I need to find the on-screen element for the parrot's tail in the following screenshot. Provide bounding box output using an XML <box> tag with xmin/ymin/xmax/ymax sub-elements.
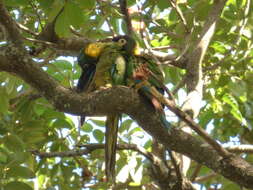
<box><xmin>105</xmin><ymin>114</ymin><xmax>120</xmax><ymax>182</ymax></box>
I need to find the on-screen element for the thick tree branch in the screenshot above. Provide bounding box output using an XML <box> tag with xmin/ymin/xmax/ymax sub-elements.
<box><xmin>1</xmin><ymin>1</ymin><xmax>253</xmax><ymax>187</ymax></box>
<box><xmin>1</xmin><ymin>45</ymin><xmax>253</xmax><ymax>188</ymax></box>
<box><xmin>177</xmin><ymin>0</ymin><xmax>227</xmax><ymax>176</ymax></box>
<box><xmin>119</xmin><ymin>0</ymin><xmax>133</xmax><ymax>35</ymax></box>
<box><xmin>0</xmin><ymin>0</ymin><xmax>23</xmax><ymax>45</ymax></box>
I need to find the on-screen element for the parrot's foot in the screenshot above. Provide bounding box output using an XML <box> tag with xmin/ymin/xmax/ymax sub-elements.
<box><xmin>133</xmin><ymin>63</ymin><xmax>150</xmax><ymax>80</ymax></box>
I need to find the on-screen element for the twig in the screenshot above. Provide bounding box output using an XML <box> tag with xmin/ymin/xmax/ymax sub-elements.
<box><xmin>28</xmin><ymin>0</ymin><xmax>43</xmax><ymax>31</ymax></box>
<box><xmin>31</xmin><ymin>143</ymin><xmax>154</xmax><ymax>162</ymax></box>
<box><xmin>172</xmin><ymin>74</ymin><xmax>188</xmax><ymax>95</ymax></box>
<box><xmin>226</xmin><ymin>145</ymin><xmax>253</xmax><ymax>154</ymax></box>
<box><xmin>194</xmin><ymin>172</ymin><xmax>217</xmax><ymax>183</ymax></box>
<box><xmin>10</xmin><ymin>91</ymin><xmax>41</xmax><ymax>107</ymax></box>
<box><xmin>30</xmin><ymin>149</ymin><xmax>89</xmax><ymax>158</ymax></box>
<box><xmin>16</xmin><ymin>22</ymin><xmax>39</xmax><ymax>36</ymax></box>
<box><xmin>79</xmin><ymin>143</ymin><xmax>154</xmax><ymax>161</ymax></box>
<box><xmin>152</xmin><ymin>45</ymin><xmax>179</xmax><ymax>51</ymax></box>
<box><xmin>168</xmin><ymin>150</ymin><xmax>183</xmax><ymax>182</ymax></box>
<box><xmin>39</xmin><ymin>51</ymin><xmax>57</xmax><ymax>67</ymax></box>
<box><xmin>119</xmin><ymin>0</ymin><xmax>133</xmax><ymax>35</ymax></box>
<box><xmin>151</xmin><ymin>20</ymin><xmax>184</xmax><ymax>39</ymax></box>
<box><xmin>190</xmin><ymin>164</ymin><xmax>202</xmax><ymax>182</ymax></box>
<box><xmin>168</xmin><ymin>0</ymin><xmax>189</xmax><ymax>33</ymax></box>
<box><xmin>69</xmin><ymin>26</ymin><xmax>84</xmax><ymax>38</ymax></box>
<box><xmin>25</xmin><ymin>37</ymin><xmax>57</xmax><ymax>46</ymax></box>
<box><xmin>148</xmin><ymin>87</ymin><xmax>231</xmax><ymax>158</ymax></box>
<box><xmin>97</xmin><ymin>0</ymin><xmax>116</xmax><ymax>36</ymax></box>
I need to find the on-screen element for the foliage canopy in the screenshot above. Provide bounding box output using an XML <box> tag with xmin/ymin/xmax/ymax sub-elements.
<box><xmin>0</xmin><ymin>0</ymin><xmax>253</xmax><ymax>189</ymax></box>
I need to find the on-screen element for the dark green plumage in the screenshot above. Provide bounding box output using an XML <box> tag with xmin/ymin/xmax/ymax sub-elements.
<box><xmin>77</xmin><ymin>39</ymin><xmax>134</xmax><ymax>183</ymax></box>
<box><xmin>76</xmin><ymin>35</ymin><xmax>170</xmax><ymax>183</ymax></box>
<box><xmin>126</xmin><ymin>53</ymin><xmax>171</xmax><ymax>129</ymax></box>
<box><xmin>86</xmin><ymin>40</ymin><xmax>134</xmax><ymax>183</ymax></box>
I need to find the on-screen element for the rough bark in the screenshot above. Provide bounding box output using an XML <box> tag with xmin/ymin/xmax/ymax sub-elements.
<box><xmin>0</xmin><ymin>45</ymin><xmax>253</xmax><ymax>188</ymax></box>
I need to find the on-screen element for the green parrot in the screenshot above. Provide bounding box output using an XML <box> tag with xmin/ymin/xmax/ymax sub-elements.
<box><xmin>79</xmin><ymin>38</ymin><xmax>138</xmax><ymax>182</ymax></box>
<box><xmin>77</xmin><ymin>41</ymin><xmax>114</xmax><ymax>125</ymax></box>
<box><xmin>112</xmin><ymin>36</ymin><xmax>171</xmax><ymax>129</ymax></box>
<box><xmin>77</xmin><ymin>35</ymin><xmax>170</xmax><ymax>182</ymax></box>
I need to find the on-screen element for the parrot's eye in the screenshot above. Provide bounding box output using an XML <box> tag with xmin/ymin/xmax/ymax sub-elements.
<box><xmin>118</xmin><ymin>38</ymin><xmax>127</xmax><ymax>45</ymax></box>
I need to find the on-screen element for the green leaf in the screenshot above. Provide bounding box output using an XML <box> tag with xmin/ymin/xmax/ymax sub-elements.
<box><xmin>0</xmin><ymin>87</ymin><xmax>9</xmax><ymax>113</ymax></box>
<box><xmin>128</xmin><ymin>127</ymin><xmax>142</xmax><ymax>136</ymax></box>
<box><xmin>6</xmin><ymin>166</ymin><xmax>35</xmax><ymax>179</ymax></box>
<box><xmin>23</xmin><ymin>131</ymin><xmax>46</xmax><ymax>144</ymax></box>
<box><xmin>93</xmin><ymin>129</ymin><xmax>104</xmax><ymax>143</ymax></box>
<box><xmin>157</xmin><ymin>0</ymin><xmax>170</xmax><ymax>10</ymax></box>
<box><xmin>16</xmin><ymin>98</ymin><xmax>34</xmax><ymax>121</ymax></box>
<box><xmin>165</xmin><ymin>67</ymin><xmax>181</xmax><ymax>84</ymax></box>
<box><xmin>38</xmin><ymin>0</ymin><xmax>54</xmax><ymax>10</ymax></box>
<box><xmin>0</xmin><ymin>151</ymin><xmax>8</xmax><ymax>163</ymax></box>
<box><xmin>52</xmin><ymin>118</ymin><xmax>74</xmax><ymax>129</ymax></box>
<box><xmin>195</xmin><ymin>1</ymin><xmax>211</xmax><ymax>21</ymax></box>
<box><xmin>4</xmin><ymin>181</ymin><xmax>33</xmax><ymax>190</ymax></box>
<box><xmin>119</xmin><ymin>119</ymin><xmax>133</xmax><ymax>133</ymax></box>
<box><xmin>5</xmin><ymin>77</ymin><xmax>18</xmax><ymax>95</ymax></box>
<box><xmin>77</xmin><ymin>0</ymin><xmax>95</xmax><ymax>9</ymax></box>
<box><xmin>65</xmin><ymin>1</ymin><xmax>84</xmax><ymax>28</ymax></box>
<box><xmin>55</xmin><ymin>9</ymin><xmax>70</xmax><ymax>37</ymax></box>
<box><xmin>91</xmin><ymin>119</ymin><xmax>105</xmax><ymax>127</ymax></box>
<box><xmin>3</xmin><ymin>134</ymin><xmax>25</xmax><ymax>152</ymax></box>
<box><xmin>34</xmin><ymin>103</ymin><xmax>47</xmax><ymax>116</ymax></box>
<box><xmin>4</xmin><ymin>0</ymin><xmax>29</xmax><ymax>6</ymax></box>
<box><xmin>211</xmin><ymin>41</ymin><xmax>227</xmax><ymax>54</ymax></box>
<box><xmin>222</xmin><ymin>93</ymin><xmax>246</xmax><ymax>125</ymax></box>
<box><xmin>82</xmin><ymin>123</ymin><xmax>93</xmax><ymax>132</ymax></box>
<box><xmin>7</xmin><ymin>152</ymin><xmax>30</xmax><ymax>166</ymax></box>
<box><xmin>199</xmin><ymin>109</ymin><xmax>214</xmax><ymax>128</ymax></box>
<box><xmin>47</xmin><ymin>0</ymin><xmax>65</xmax><ymax>22</ymax></box>
<box><xmin>52</xmin><ymin>60</ymin><xmax>73</xmax><ymax>70</ymax></box>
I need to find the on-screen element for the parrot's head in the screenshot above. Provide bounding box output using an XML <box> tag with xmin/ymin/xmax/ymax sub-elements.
<box><xmin>112</xmin><ymin>35</ymin><xmax>140</xmax><ymax>56</ymax></box>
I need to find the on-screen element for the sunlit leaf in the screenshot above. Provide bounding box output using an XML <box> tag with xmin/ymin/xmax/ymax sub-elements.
<box><xmin>65</xmin><ymin>1</ymin><xmax>84</xmax><ymax>28</ymax></box>
<box><xmin>93</xmin><ymin>129</ymin><xmax>104</xmax><ymax>143</ymax></box>
<box><xmin>77</xmin><ymin>0</ymin><xmax>95</xmax><ymax>9</ymax></box>
<box><xmin>82</xmin><ymin>123</ymin><xmax>93</xmax><ymax>132</ymax></box>
<box><xmin>4</xmin><ymin>181</ymin><xmax>33</xmax><ymax>190</ymax></box>
<box><xmin>6</xmin><ymin>166</ymin><xmax>35</xmax><ymax>179</ymax></box>
<box><xmin>3</xmin><ymin>134</ymin><xmax>25</xmax><ymax>152</ymax></box>
<box><xmin>55</xmin><ymin>9</ymin><xmax>70</xmax><ymax>37</ymax></box>
<box><xmin>0</xmin><ymin>88</ymin><xmax>9</xmax><ymax>114</ymax></box>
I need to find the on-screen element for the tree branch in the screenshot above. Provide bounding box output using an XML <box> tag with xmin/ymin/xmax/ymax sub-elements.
<box><xmin>168</xmin><ymin>0</ymin><xmax>189</xmax><ymax>33</ymax></box>
<box><xmin>1</xmin><ymin>45</ymin><xmax>253</xmax><ymax>188</ymax></box>
<box><xmin>177</xmin><ymin>0</ymin><xmax>227</xmax><ymax>176</ymax></box>
<box><xmin>119</xmin><ymin>0</ymin><xmax>133</xmax><ymax>35</ymax></box>
<box><xmin>226</xmin><ymin>145</ymin><xmax>253</xmax><ymax>154</ymax></box>
<box><xmin>0</xmin><ymin>0</ymin><xmax>23</xmax><ymax>45</ymax></box>
<box><xmin>31</xmin><ymin>143</ymin><xmax>154</xmax><ymax>160</ymax></box>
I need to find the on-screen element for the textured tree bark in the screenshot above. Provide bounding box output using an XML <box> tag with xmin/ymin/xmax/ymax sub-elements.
<box><xmin>177</xmin><ymin>0</ymin><xmax>227</xmax><ymax>177</ymax></box>
<box><xmin>1</xmin><ymin>46</ymin><xmax>253</xmax><ymax>188</ymax></box>
<box><xmin>1</xmin><ymin>0</ymin><xmax>253</xmax><ymax>188</ymax></box>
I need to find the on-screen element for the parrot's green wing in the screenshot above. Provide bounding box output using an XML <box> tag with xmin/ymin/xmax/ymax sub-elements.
<box><xmin>87</xmin><ymin>43</ymin><xmax>127</xmax><ymax>91</ymax></box>
<box><xmin>77</xmin><ymin>42</ymin><xmax>109</xmax><ymax>125</ymax></box>
<box><xmin>86</xmin><ymin>42</ymin><xmax>128</xmax><ymax>183</ymax></box>
<box><xmin>77</xmin><ymin>42</ymin><xmax>108</xmax><ymax>92</ymax></box>
<box><xmin>127</xmin><ymin>54</ymin><xmax>171</xmax><ymax>129</ymax></box>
